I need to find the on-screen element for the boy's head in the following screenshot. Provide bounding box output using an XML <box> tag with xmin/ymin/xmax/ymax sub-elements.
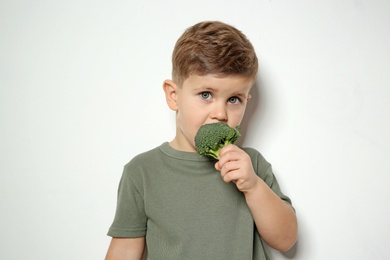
<box><xmin>171</xmin><ymin>21</ymin><xmax>258</xmax><ymax>87</ymax></box>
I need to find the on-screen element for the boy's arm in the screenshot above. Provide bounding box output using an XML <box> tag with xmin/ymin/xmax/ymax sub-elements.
<box><xmin>244</xmin><ymin>179</ymin><xmax>298</xmax><ymax>251</ymax></box>
<box><xmin>105</xmin><ymin>237</ymin><xmax>145</xmax><ymax>260</ymax></box>
<box><xmin>216</xmin><ymin>145</ymin><xmax>298</xmax><ymax>251</ymax></box>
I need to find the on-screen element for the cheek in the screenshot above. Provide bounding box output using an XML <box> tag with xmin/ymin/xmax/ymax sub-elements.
<box><xmin>229</xmin><ymin>105</ymin><xmax>247</xmax><ymax>123</ymax></box>
<box><xmin>181</xmin><ymin>99</ymin><xmax>207</xmax><ymax>119</ymax></box>
<box><xmin>178</xmin><ymin>106</ymin><xmax>202</xmax><ymax>129</ymax></box>
<box><xmin>181</xmin><ymin>108</ymin><xmax>207</xmax><ymax>135</ymax></box>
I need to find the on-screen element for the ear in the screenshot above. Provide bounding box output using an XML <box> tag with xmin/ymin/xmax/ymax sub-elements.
<box><xmin>163</xmin><ymin>79</ymin><xmax>179</xmax><ymax>111</ymax></box>
<box><xmin>247</xmin><ymin>94</ymin><xmax>252</xmax><ymax>101</ymax></box>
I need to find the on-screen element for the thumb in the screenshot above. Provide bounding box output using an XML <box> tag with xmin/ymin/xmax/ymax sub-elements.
<box><xmin>214</xmin><ymin>161</ymin><xmax>221</xmax><ymax>171</ymax></box>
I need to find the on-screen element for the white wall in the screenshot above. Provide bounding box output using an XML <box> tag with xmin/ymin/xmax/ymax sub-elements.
<box><xmin>1</xmin><ymin>1</ymin><xmax>389</xmax><ymax>259</ymax></box>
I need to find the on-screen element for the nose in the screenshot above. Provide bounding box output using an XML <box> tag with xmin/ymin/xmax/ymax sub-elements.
<box><xmin>210</xmin><ymin>102</ymin><xmax>228</xmax><ymax>122</ymax></box>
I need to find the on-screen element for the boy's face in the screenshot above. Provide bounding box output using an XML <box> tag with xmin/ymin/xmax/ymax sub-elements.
<box><xmin>164</xmin><ymin>74</ymin><xmax>253</xmax><ymax>152</ymax></box>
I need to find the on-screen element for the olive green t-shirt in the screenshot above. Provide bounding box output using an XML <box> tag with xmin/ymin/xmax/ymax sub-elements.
<box><xmin>108</xmin><ymin>142</ymin><xmax>292</xmax><ymax>260</ymax></box>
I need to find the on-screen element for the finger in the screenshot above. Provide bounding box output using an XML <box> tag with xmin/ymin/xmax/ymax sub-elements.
<box><xmin>214</xmin><ymin>161</ymin><xmax>221</xmax><ymax>171</ymax></box>
<box><xmin>222</xmin><ymin>170</ymin><xmax>241</xmax><ymax>184</ymax></box>
<box><xmin>218</xmin><ymin>144</ymin><xmax>239</xmax><ymax>158</ymax></box>
<box><xmin>220</xmin><ymin>160</ymin><xmax>240</xmax><ymax>178</ymax></box>
<box><xmin>218</xmin><ymin>150</ymin><xmax>240</xmax><ymax>168</ymax></box>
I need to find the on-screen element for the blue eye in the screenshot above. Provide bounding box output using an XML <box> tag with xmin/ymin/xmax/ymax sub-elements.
<box><xmin>228</xmin><ymin>96</ymin><xmax>240</xmax><ymax>104</ymax></box>
<box><xmin>200</xmin><ymin>92</ymin><xmax>212</xmax><ymax>100</ymax></box>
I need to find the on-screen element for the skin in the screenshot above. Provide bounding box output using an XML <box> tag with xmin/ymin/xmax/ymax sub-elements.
<box><xmin>166</xmin><ymin>74</ymin><xmax>253</xmax><ymax>152</ymax></box>
<box><xmin>105</xmin><ymin>237</ymin><xmax>145</xmax><ymax>260</ymax></box>
<box><xmin>105</xmin><ymin>74</ymin><xmax>298</xmax><ymax>259</ymax></box>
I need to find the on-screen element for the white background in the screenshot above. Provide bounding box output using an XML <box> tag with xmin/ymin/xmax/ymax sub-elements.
<box><xmin>1</xmin><ymin>1</ymin><xmax>389</xmax><ymax>259</ymax></box>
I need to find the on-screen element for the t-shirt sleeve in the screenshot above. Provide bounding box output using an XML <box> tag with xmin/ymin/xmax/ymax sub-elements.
<box><xmin>107</xmin><ymin>162</ymin><xmax>147</xmax><ymax>238</ymax></box>
<box><xmin>246</xmin><ymin>147</ymin><xmax>293</xmax><ymax>207</ymax></box>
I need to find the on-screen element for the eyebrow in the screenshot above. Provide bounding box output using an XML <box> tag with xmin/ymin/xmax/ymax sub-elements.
<box><xmin>229</xmin><ymin>90</ymin><xmax>249</xmax><ymax>98</ymax></box>
<box><xmin>193</xmin><ymin>86</ymin><xmax>214</xmax><ymax>91</ymax></box>
<box><xmin>193</xmin><ymin>83</ymin><xmax>250</xmax><ymax>96</ymax></box>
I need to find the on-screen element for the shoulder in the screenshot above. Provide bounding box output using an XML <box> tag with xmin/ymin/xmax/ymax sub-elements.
<box><xmin>125</xmin><ymin>145</ymin><xmax>162</xmax><ymax>167</ymax></box>
<box><xmin>241</xmin><ymin>146</ymin><xmax>293</xmax><ymax>205</ymax></box>
<box><xmin>120</xmin><ymin>144</ymin><xmax>164</xmax><ymax>183</ymax></box>
<box><xmin>241</xmin><ymin>146</ymin><xmax>270</xmax><ymax>166</ymax></box>
<box><xmin>241</xmin><ymin>146</ymin><xmax>272</xmax><ymax>178</ymax></box>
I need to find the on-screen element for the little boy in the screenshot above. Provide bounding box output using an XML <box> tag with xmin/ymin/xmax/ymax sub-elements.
<box><xmin>106</xmin><ymin>21</ymin><xmax>297</xmax><ymax>260</ymax></box>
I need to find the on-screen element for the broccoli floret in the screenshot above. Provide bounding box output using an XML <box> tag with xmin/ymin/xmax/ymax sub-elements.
<box><xmin>194</xmin><ymin>122</ymin><xmax>241</xmax><ymax>160</ymax></box>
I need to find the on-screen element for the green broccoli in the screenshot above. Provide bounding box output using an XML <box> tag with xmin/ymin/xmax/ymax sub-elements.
<box><xmin>194</xmin><ymin>122</ymin><xmax>241</xmax><ymax>160</ymax></box>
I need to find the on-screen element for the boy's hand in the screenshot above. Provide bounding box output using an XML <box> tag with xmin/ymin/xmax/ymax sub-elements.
<box><xmin>215</xmin><ymin>144</ymin><xmax>260</xmax><ymax>193</ymax></box>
